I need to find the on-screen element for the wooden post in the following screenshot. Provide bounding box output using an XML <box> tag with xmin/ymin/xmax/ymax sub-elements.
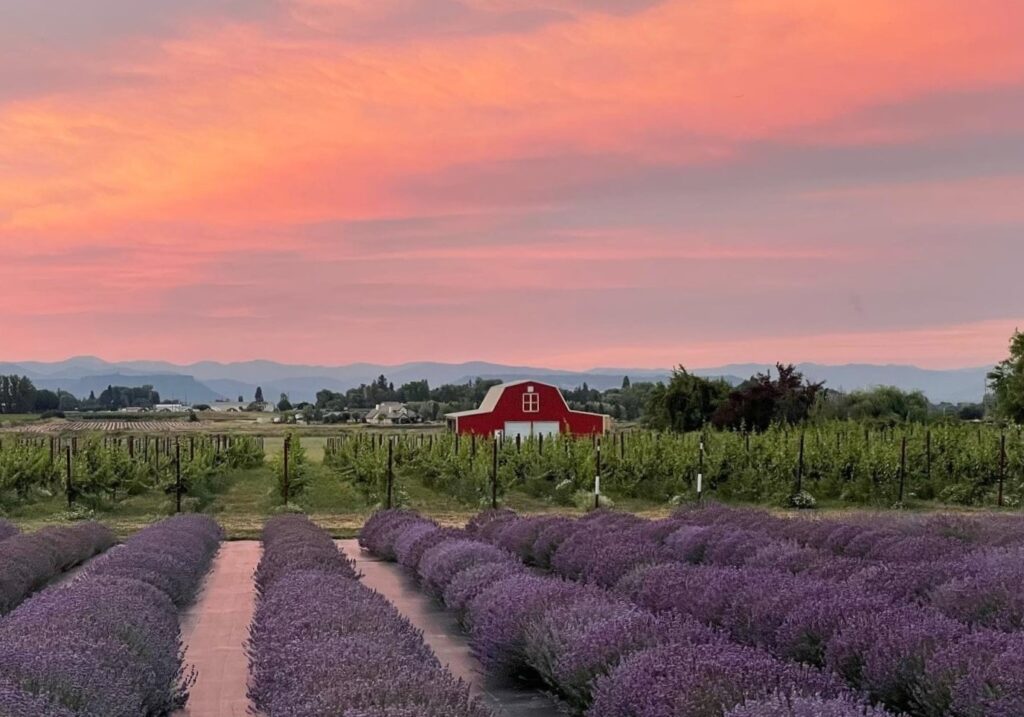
<box><xmin>620</xmin><ymin>431</ymin><xmax>625</xmax><ymax>460</ymax></box>
<box><xmin>516</xmin><ymin>434</ymin><xmax>521</xmax><ymax>453</ymax></box>
<box><xmin>538</xmin><ymin>433</ymin><xmax>544</xmax><ymax>454</ymax></box>
<box><xmin>697</xmin><ymin>436</ymin><xmax>704</xmax><ymax>501</ymax></box>
<box><xmin>175</xmin><ymin>440</ymin><xmax>182</xmax><ymax>513</ymax></box>
<box><xmin>898</xmin><ymin>435</ymin><xmax>907</xmax><ymax>504</ymax></box>
<box><xmin>471</xmin><ymin>434</ymin><xmax>477</xmax><ymax>458</ymax></box>
<box><xmin>491</xmin><ymin>437</ymin><xmax>499</xmax><ymax>510</ymax></box>
<box><xmin>594</xmin><ymin>437</ymin><xmax>602</xmax><ymax>509</ymax></box>
<box><xmin>387</xmin><ymin>437</ymin><xmax>394</xmax><ymax>510</ymax></box>
<box><xmin>65</xmin><ymin>445</ymin><xmax>74</xmax><ymax>507</ymax></box>
<box><xmin>190</xmin><ymin>436</ymin><xmax>195</xmax><ymax>462</ymax></box>
<box><xmin>283</xmin><ymin>435</ymin><xmax>290</xmax><ymax>504</ymax></box>
<box><xmin>796</xmin><ymin>432</ymin><xmax>805</xmax><ymax>494</ymax></box>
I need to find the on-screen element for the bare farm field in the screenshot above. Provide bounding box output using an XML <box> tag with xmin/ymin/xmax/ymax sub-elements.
<box><xmin>7</xmin><ymin>420</ymin><xmax>203</xmax><ymax>434</ymax></box>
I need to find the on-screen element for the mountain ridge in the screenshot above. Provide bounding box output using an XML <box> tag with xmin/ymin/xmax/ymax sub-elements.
<box><xmin>0</xmin><ymin>356</ymin><xmax>992</xmax><ymax>404</ymax></box>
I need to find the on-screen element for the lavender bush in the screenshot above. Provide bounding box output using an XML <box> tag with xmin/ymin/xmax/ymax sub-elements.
<box><xmin>724</xmin><ymin>694</ymin><xmax>894</xmax><ymax>717</ymax></box>
<box><xmin>0</xmin><ymin>518</ymin><xmax>18</xmax><ymax>542</ymax></box>
<box><xmin>588</xmin><ymin>641</ymin><xmax>844</xmax><ymax>717</ymax></box>
<box><xmin>0</xmin><ymin>521</ymin><xmax>115</xmax><ymax>614</ymax></box>
<box><xmin>465</xmin><ymin>506</ymin><xmax>1024</xmax><ymax>717</ymax></box>
<box><xmin>363</xmin><ymin>509</ymin><xmax>862</xmax><ymax>716</ymax></box>
<box><xmin>248</xmin><ymin>514</ymin><xmax>489</xmax><ymax>717</ymax></box>
<box><xmin>0</xmin><ymin>515</ymin><xmax>222</xmax><ymax>716</ymax></box>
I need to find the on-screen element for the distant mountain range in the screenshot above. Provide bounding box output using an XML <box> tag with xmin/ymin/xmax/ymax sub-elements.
<box><xmin>0</xmin><ymin>356</ymin><xmax>992</xmax><ymax>405</ymax></box>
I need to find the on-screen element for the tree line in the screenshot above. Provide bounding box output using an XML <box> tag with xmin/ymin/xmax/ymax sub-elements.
<box><xmin>0</xmin><ymin>377</ymin><xmax>161</xmax><ymax>414</ymax></box>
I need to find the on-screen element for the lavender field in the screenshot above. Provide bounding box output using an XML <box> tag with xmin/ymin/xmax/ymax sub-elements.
<box><xmin>361</xmin><ymin>506</ymin><xmax>1024</xmax><ymax>717</ymax></box>
<box><xmin>2</xmin><ymin>506</ymin><xmax>1022</xmax><ymax>716</ymax></box>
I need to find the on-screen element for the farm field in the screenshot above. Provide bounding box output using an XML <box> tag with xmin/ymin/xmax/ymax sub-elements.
<box><xmin>4</xmin><ymin>505</ymin><xmax>1024</xmax><ymax>715</ymax></box>
<box><xmin>1</xmin><ymin>422</ymin><xmax>1023</xmax><ymax>540</ymax></box>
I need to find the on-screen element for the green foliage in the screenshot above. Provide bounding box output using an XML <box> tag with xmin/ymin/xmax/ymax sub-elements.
<box><xmin>989</xmin><ymin>329</ymin><xmax>1024</xmax><ymax>423</ymax></box>
<box><xmin>645</xmin><ymin>367</ymin><xmax>731</xmax><ymax>432</ymax></box>
<box><xmin>0</xmin><ymin>375</ymin><xmax>37</xmax><ymax>414</ymax></box>
<box><xmin>812</xmin><ymin>386</ymin><xmax>933</xmax><ymax>424</ymax></box>
<box><xmin>272</xmin><ymin>434</ymin><xmax>309</xmax><ymax>502</ymax></box>
<box><xmin>0</xmin><ymin>434</ymin><xmax>263</xmax><ymax>513</ymax></box>
<box><xmin>324</xmin><ymin>422</ymin><xmax>1023</xmax><ymax>509</ymax></box>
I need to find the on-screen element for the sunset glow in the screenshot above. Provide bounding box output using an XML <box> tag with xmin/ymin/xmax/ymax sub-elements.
<box><xmin>2</xmin><ymin>0</ymin><xmax>1022</xmax><ymax>368</ymax></box>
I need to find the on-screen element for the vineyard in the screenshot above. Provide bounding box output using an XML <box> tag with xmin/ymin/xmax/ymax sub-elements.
<box><xmin>325</xmin><ymin>421</ymin><xmax>1024</xmax><ymax>509</ymax></box>
<box><xmin>0</xmin><ymin>433</ymin><xmax>264</xmax><ymax>514</ymax></box>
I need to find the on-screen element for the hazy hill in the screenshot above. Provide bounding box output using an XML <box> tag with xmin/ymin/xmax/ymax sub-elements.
<box><xmin>0</xmin><ymin>356</ymin><xmax>993</xmax><ymax>404</ymax></box>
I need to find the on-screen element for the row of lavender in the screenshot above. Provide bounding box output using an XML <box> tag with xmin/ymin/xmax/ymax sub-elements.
<box><xmin>0</xmin><ymin>514</ymin><xmax>222</xmax><ymax>717</ymax></box>
<box><xmin>360</xmin><ymin>510</ymin><xmax>886</xmax><ymax>717</ymax></box>
<box><xmin>468</xmin><ymin>507</ymin><xmax>1024</xmax><ymax>717</ymax></box>
<box><xmin>246</xmin><ymin>515</ymin><xmax>490</xmax><ymax>717</ymax></box>
<box><xmin>0</xmin><ymin>518</ymin><xmax>18</xmax><ymax>541</ymax></box>
<box><xmin>0</xmin><ymin>521</ymin><xmax>116</xmax><ymax>614</ymax></box>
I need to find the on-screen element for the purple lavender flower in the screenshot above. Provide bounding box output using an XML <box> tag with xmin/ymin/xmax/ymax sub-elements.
<box><xmin>724</xmin><ymin>693</ymin><xmax>895</xmax><ymax>716</ymax></box>
<box><xmin>0</xmin><ymin>521</ymin><xmax>116</xmax><ymax>614</ymax></box>
<box><xmin>0</xmin><ymin>515</ymin><xmax>221</xmax><ymax>716</ymax></box>
<box><xmin>418</xmin><ymin>538</ymin><xmax>515</xmax><ymax>595</ymax></box>
<box><xmin>250</xmin><ymin>515</ymin><xmax>489</xmax><ymax>717</ymax></box>
<box><xmin>466</xmin><ymin>573</ymin><xmax>585</xmax><ymax>675</ymax></box>
<box><xmin>588</xmin><ymin>641</ymin><xmax>843</xmax><ymax>717</ymax></box>
<box><xmin>0</xmin><ymin>519</ymin><xmax>19</xmax><ymax>542</ymax></box>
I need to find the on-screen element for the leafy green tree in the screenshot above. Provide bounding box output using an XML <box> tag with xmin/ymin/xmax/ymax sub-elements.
<box><xmin>277</xmin><ymin>394</ymin><xmax>293</xmax><ymax>412</ymax></box>
<box><xmin>32</xmin><ymin>389</ymin><xmax>60</xmax><ymax>412</ymax></box>
<box><xmin>646</xmin><ymin>367</ymin><xmax>731</xmax><ymax>432</ymax></box>
<box><xmin>0</xmin><ymin>375</ymin><xmax>37</xmax><ymax>413</ymax></box>
<box><xmin>989</xmin><ymin>329</ymin><xmax>1024</xmax><ymax>423</ymax></box>
<box><xmin>255</xmin><ymin>386</ymin><xmax>264</xmax><ymax>403</ymax></box>
<box><xmin>811</xmin><ymin>386</ymin><xmax>931</xmax><ymax>424</ymax></box>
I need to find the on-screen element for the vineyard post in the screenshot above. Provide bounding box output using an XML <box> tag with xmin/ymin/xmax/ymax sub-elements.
<box><xmin>998</xmin><ymin>433</ymin><xmax>1006</xmax><ymax>508</ymax></box>
<box><xmin>491</xmin><ymin>437</ymin><xmax>499</xmax><ymax>510</ymax></box>
<box><xmin>620</xmin><ymin>431</ymin><xmax>625</xmax><ymax>460</ymax></box>
<box><xmin>697</xmin><ymin>436</ymin><xmax>704</xmax><ymax>502</ymax></box>
<box><xmin>471</xmin><ymin>434</ymin><xmax>477</xmax><ymax>458</ymax></box>
<box><xmin>128</xmin><ymin>436</ymin><xmax>134</xmax><ymax>459</ymax></box>
<box><xmin>898</xmin><ymin>435</ymin><xmax>907</xmax><ymax>504</ymax></box>
<box><xmin>454</xmin><ymin>432</ymin><xmax>460</xmax><ymax>455</ymax></box>
<box><xmin>283</xmin><ymin>435</ymin><xmax>291</xmax><ymax>504</ymax></box>
<box><xmin>65</xmin><ymin>445</ymin><xmax>74</xmax><ymax>507</ymax></box>
<box><xmin>49</xmin><ymin>436</ymin><xmax>55</xmax><ymax>464</ymax></box>
<box><xmin>538</xmin><ymin>433</ymin><xmax>544</xmax><ymax>454</ymax></box>
<box><xmin>516</xmin><ymin>434</ymin><xmax>521</xmax><ymax>453</ymax></box>
<box><xmin>594</xmin><ymin>437</ymin><xmax>602</xmax><ymax>509</ymax></box>
<box><xmin>175</xmin><ymin>440</ymin><xmax>182</xmax><ymax>514</ymax></box>
<box><xmin>796</xmin><ymin>432</ymin><xmax>805</xmax><ymax>495</ymax></box>
<box><xmin>386</xmin><ymin>437</ymin><xmax>394</xmax><ymax>510</ymax></box>
<box><xmin>190</xmin><ymin>436</ymin><xmax>195</xmax><ymax>462</ymax></box>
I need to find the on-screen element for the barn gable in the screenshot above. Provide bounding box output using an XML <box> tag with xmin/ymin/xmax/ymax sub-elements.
<box><xmin>445</xmin><ymin>380</ymin><xmax>610</xmax><ymax>436</ymax></box>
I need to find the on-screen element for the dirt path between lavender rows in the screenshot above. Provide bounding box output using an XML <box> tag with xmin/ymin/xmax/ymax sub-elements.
<box><xmin>338</xmin><ymin>539</ymin><xmax>566</xmax><ymax>717</ymax></box>
<box><xmin>175</xmin><ymin>541</ymin><xmax>262</xmax><ymax>717</ymax></box>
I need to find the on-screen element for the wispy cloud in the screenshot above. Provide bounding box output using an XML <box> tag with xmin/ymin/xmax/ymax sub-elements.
<box><xmin>1</xmin><ymin>0</ymin><xmax>1022</xmax><ymax>365</ymax></box>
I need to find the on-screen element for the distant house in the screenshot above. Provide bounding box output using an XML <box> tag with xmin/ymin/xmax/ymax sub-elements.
<box><xmin>445</xmin><ymin>380</ymin><xmax>610</xmax><ymax>437</ymax></box>
<box><xmin>365</xmin><ymin>402</ymin><xmax>418</xmax><ymax>425</ymax></box>
<box><xmin>154</xmin><ymin>403</ymin><xmax>188</xmax><ymax>412</ymax></box>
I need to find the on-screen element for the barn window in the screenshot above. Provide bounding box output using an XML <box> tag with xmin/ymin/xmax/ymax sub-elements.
<box><xmin>523</xmin><ymin>391</ymin><xmax>540</xmax><ymax>413</ymax></box>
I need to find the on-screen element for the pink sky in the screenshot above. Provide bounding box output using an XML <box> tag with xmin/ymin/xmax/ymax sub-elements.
<box><xmin>1</xmin><ymin>0</ymin><xmax>1022</xmax><ymax>369</ymax></box>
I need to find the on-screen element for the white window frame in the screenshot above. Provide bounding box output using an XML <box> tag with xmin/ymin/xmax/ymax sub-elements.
<box><xmin>522</xmin><ymin>391</ymin><xmax>540</xmax><ymax>413</ymax></box>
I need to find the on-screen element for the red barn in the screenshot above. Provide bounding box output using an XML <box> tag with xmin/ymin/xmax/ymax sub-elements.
<box><xmin>445</xmin><ymin>380</ymin><xmax>610</xmax><ymax>437</ymax></box>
